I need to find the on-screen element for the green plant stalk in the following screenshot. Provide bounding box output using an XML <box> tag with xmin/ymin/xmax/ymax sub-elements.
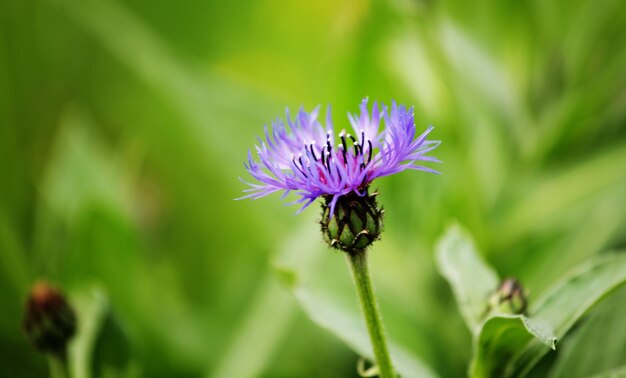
<box><xmin>347</xmin><ymin>250</ymin><xmax>395</xmax><ymax>378</ymax></box>
<box><xmin>48</xmin><ymin>352</ymin><xmax>69</xmax><ymax>378</ymax></box>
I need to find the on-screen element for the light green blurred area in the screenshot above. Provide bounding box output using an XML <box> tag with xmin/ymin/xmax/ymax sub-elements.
<box><xmin>1</xmin><ymin>0</ymin><xmax>625</xmax><ymax>377</ymax></box>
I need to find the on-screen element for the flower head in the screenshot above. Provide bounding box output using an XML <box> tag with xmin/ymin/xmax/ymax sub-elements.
<box><xmin>23</xmin><ymin>281</ymin><xmax>77</xmax><ymax>357</ymax></box>
<box><xmin>239</xmin><ymin>98</ymin><xmax>440</xmax><ymax>216</ymax></box>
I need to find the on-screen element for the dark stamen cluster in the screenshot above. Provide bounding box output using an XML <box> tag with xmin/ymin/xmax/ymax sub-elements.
<box><xmin>293</xmin><ymin>130</ymin><xmax>375</xmax><ymax>183</ymax></box>
<box><xmin>339</xmin><ymin>129</ymin><xmax>374</xmax><ymax>169</ymax></box>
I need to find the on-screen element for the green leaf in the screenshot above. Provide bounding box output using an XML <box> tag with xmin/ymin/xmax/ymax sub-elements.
<box><xmin>499</xmin><ymin>144</ymin><xmax>626</xmax><ymax>247</ymax></box>
<box><xmin>43</xmin><ymin>0</ymin><xmax>272</xmax><ymax>168</ymax></box>
<box><xmin>274</xmin><ymin>223</ymin><xmax>438</xmax><ymax>378</ymax></box>
<box><xmin>68</xmin><ymin>285</ymin><xmax>136</xmax><ymax>378</ymax></box>
<box><xmin>469</xmin><ymin>315</ymin><xmax>556</xmax><ymax>378</ymax></box>
<box><xmin>470</xmin><ymin>253</ymin><xmax>626</xmax><ymax>378</ymax></box>
<box><xmin>211</xmin><ymin>275</ymin><xmax>297</xmax><ymax>378</ymax></box>
<box><xmin>546</xmin><ymin>285</ymin><xmax>626</xmax><ymax>378</ymax></box>
<box><xmin>291</xmin><ymin>287</ymin><xmax>436</xmax><ymax>378</ymax></box>
<box><xmin>437</xmin><ymin>19</ymin><xmax>524</xmax><ymax>124</ymax></box>
<box><xmin>92</xmin><ymin>312</ymin><xmax>138</xmax><ymax>378</ymax></box>
<box><xmin>435</xmin><ymin>224</ymin><xmax>557</xmax><ymax>378</ymax></box>
<box><xmin>435</xmin><ymin>223</ymin><xmax>499</xmax><ymax>331</ymax></box>
<box><xmin>69</xmin><ymin>285</ymin><xmax>109</xmax><ymax>378</ymax></box>
<box><xmin>0</xmin><ymin>215</ymin><xmax>30</xmax><ymax>295</ymax></box>
<box><xmin>509</xmin><ymin>253</ymin><xmax>626</xmax><ymax>377</ymax></box>
<box><xmin>583</xmin><ymin>365</ymin><xmax>626</xmax><ymax>378</ymax></box>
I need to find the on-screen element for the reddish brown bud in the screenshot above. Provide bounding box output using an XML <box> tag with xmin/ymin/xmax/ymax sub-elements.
<box><xmin>23</xmin><ymin>282</ymin><xmax>76</xmax><ymax>356</ymax></box>
<box><xmin>489</xmin><ymin>278</ymin><xmax>528</xmax><ymax>315</ymax></box>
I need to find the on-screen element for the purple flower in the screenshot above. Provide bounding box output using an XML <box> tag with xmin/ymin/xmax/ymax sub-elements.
<box><xmin>239</xmin><ymin>99</ymin><xmax>440</xmax><ymax>216</ymax></box>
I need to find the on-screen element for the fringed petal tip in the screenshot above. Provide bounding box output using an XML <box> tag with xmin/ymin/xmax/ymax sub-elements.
<box><xmin>238</xmin><ymin>99</ymin><xmax>441</xmax><ymax>213</ymax></box>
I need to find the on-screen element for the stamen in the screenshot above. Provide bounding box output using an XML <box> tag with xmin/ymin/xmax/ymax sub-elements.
<box><xmin>353</xmin><ymin>141</ymin><xmax>361</xmax><ymax>156</ymax></box>
<box><xmin>338</xmin><ymin>144</ymin><xmax>347</xmax><ymax>164</ymax></box>
<box><xmin>360</xmin><ymin>130</ymin><xmax>365</xmax><ymax>149</ymax></box>
<box><xmin>292</xmin><ymin>155</ymin><xmax>308</xmax><ymax>177</ymax></box>
<box><xmin>335</xmin><ymin>164</ymin><xmax>342</xmax><ymax>180</ymax></box>
<box><xmin>367</xmin><ymin>140</ymin><xmax>373</xmax><ymax>163</ymax></box>
<box><xmin>302</xmin><ymin>155</ymin><xmax>312</xmax><ymax>172</ymax></box>
<box><xmin>309</xmin><ymin>143</ymin><xmax>318</xmax><ymax>161</ymax></box>
<box><xmin>340</xmin><ymin>131</ymin><xmax>348</xmax><ymax>154</ymax></box>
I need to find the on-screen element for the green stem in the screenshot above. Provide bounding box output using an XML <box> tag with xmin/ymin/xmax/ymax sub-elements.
<box><xmin>347</xmin><ymin>250</ymin><xmax>395</xmax><ymax>378</ymax></box>
<box><xmin>48</xmin><ymin>351</ymin><xmax>69</xmax><ymax>378</ymax></box>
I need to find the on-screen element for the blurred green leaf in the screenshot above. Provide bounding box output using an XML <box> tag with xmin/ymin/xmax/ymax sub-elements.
<box><xmin>471</xmin><ymin>252</ymin><xmax>626</xmax><ymax>377</ymax></box>
<box><xmin>43</xmin><ymin>0</ymin><xmax>272</xmax><ymax>166</ymax></box>
<box><xmin>287</xmin><ymin>285</ymin><xmax>437</xmax><ymax>378</ymax></box>
<box><xmin>546</xmin><ymin>285</ymin><xmax>626</xmax><ymax>378</ymax></box>
<box><xmin>583</xmin><ymin>366</ymin><xmax>626</xmax><ymax>378</ymax></box>
<box><xmin>470</xmin><ymin>315</ymin><xmax>556</xmax><ymax>378</ymax></box>
<box><xmin>36</xmin><ymin>107</ymin><xmax>211</xmax><ymax>372</ymax></box>
<box><xmin>435</xmin><ymin>224</ymin><xmax>557</xmax><ymax>378</ymax></box>
<box><xmin>436</xmin><ymin>18</ymin><xmax>529</xmax><ymax>152</ymax></box>
<box><xmin>509</xmin><ymin>253</ymin><xmax>626</xmax><ymax>377</ymax></box>
<box><xmin>211</xmin><ymin>274</ymin><xmax>296</xmax><ymax>378</ymax></box>
<box><xmin>0</xmin><ymin>215</ymin><xmax>30</xmax><ymax>295</ymax></box>
<box><xmin>69</xmin><ymin>285</ymin><xmax>136</xmax><ymax>378</ymax></box>
<box><xmin>274</xmin><ymin>224</ymin><xmax>438</xmax><ymax>378</ymax></box>
<box><xmin>435</xmin><ymin>223</ymin><xmax>499</xmax><ymax>331</ymax></box>
<box><xmin>517</xmin><ymin>183</ymin><xmax>626</xmax><ymax>296</ymax></box>
<box><xmin>499</xmin><ymin>144</ymin><xmax>626</xmax><ymax>246</ymax></box>
<box><xmin>92</xmin><ymin>312</ymin><xmax>138</xmax><ymax>378</ymax></box>
<box><xmin>40</xmin><ymin>107</ymin><xmax>132</xmax><ymax>225</ymax></box>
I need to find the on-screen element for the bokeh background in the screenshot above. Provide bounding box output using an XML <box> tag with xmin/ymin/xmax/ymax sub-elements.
<box><xmin>1</xmin><ymin>0</ymin><xmax>626</xmax><ymax>377</ymax></box>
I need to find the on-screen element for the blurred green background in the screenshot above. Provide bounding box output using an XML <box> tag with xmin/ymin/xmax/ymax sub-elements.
<box><xmin>1</xmin><ymin>0</ymin><xmax>626</xmax><ymax>377</ymax></box>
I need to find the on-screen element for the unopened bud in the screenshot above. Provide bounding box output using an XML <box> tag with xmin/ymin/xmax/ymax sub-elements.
<box><xmin>23</xmin><ymin>282</ymin><xmax>77</xmax><ymax>356</ymax></box>
<box><xmin>489</xmin><ymin>278</ymin><xmax>527</xmax><ymax>315</ymax></box>
<box><xmin>320</xmin><ymin>190</ymin><xmax>383</xmax><ymax>254</ymax></box>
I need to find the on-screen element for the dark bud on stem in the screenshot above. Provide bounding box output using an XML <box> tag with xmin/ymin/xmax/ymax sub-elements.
<box><xmin>320</xmin><ymin>189</ymin><xmax>383</xmax><ymax>254</ymax></box>
<box><xmin>489</xmin><ymin>278</ymin><xmax>528</xmax><ymax>315</ymax></box>
<box><xmin>23</xmin><ymin>282</ymin><xmax>77</xmax><ymax>357</ymax></box>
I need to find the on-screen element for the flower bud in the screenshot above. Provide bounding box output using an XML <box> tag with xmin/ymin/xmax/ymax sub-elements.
<box><xmin>23</xmin><ymin>282</ymin><xmax>77</xmax><ymax>356</ymax></box>
<box><xmin>489</xmin><ymin>278</ymin><xmax>527</xmax><ymax>315</ymax></box>
<box><xmin>320</xmin><ymin>190</ymin><xmax>383</xmax><ymax>254</ymax></box>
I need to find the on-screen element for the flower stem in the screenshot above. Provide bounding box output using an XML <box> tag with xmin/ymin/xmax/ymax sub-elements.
<box><xmin>48</xmin><ymin>352</ymin><xmax>69</xmax><ymax>378</ymax></box>
<box><xmin>347</xmin><ymin>250</ymin><xmax>395</xmax><ymax>378</ymax></box>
